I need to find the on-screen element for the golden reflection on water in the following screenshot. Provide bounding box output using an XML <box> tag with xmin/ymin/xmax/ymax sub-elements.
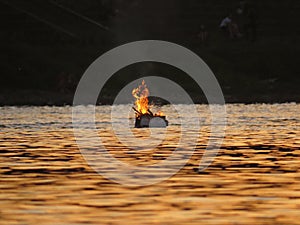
<box><xmin>0</xmin><ymin>104</ymin><xmax>300</xmax><ymax>224</ymax></box>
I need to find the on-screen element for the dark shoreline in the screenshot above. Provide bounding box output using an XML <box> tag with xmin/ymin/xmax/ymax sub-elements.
<box><xmin>0</xmin><ymin>89</ymin><xmax>299</xmax><ymax>106</ymax></box>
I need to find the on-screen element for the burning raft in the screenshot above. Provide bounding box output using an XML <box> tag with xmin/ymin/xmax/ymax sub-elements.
<box><xmin>132</xmin><ymin>107</ymin><xmax>168</xmax><ymax>128</ymax></box>
<box><xmin>132</xmin><ymin>80</ymin><xmax>168</xmax><ymax>128</ymax></box>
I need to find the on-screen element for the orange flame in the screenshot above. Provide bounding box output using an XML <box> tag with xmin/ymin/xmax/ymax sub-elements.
<box><xmin>155</xmin><ymin>111</ymin><xmax>164</xmax><ymax>117</ymax></box>
<box><xmin>132</xmin><ymin>80</ymin><xmax>150</xmax><ymax>115</ymax></box>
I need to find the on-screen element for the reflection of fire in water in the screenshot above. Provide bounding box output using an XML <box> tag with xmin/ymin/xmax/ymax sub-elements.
<box><xmin>132</xmin><ymin>80</ymin><xmax>168</xmax><ymax>128</ymax></box>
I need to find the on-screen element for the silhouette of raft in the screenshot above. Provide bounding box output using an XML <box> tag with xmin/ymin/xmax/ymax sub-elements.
<box><xmin>132</xmin><ymin>107</ymin><xmax>168</xmax><ymax>128</ymax></box>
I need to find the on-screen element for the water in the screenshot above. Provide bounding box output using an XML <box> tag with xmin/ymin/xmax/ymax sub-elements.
<box><xmin>1</xmin><ymin>104</ymin><xmax>300</xmax><ymax>224</ymax></box>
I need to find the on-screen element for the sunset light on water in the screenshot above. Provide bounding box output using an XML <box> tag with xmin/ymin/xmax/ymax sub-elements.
<box><xmin>1</xmin><ymin>104</ymin><xmax>300</xmax><ymax>224</ymax></box>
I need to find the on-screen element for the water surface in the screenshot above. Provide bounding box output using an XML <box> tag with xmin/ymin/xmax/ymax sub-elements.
<box><xmin>1</xmin><ymin>104</ymin><xmax>300</xmax><ymax>224</ymax></box>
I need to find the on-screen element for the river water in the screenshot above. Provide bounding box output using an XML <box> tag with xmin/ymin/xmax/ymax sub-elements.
<box><xmin>1</xmin><ymin>104</ymin><xmax>300</xmax><ymax>224</ymax></box>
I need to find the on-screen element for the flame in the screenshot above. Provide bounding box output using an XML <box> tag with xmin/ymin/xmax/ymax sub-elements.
<box><xmin>132</xmin><ymin>80</ymin><xmax>166</xmax><ymax>117</ymax></box>
<box><xmin>155</xmin><ymin>111</ymin><xmax>164</xmax><ymax>117</ymax></box>
<box><xmin>132</xmin><ymin>80</ymin><xmax>150</xmax><ymax>114</ymax></box>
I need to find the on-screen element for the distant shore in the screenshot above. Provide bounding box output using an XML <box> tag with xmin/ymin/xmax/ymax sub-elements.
<box><xmin>0</xmin><ymin>89</ymin><xmax>299</xmax><ymax>106</ymax></box>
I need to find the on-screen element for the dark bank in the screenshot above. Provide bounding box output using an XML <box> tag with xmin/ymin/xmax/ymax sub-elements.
<box><xmin>0</xmin><ymin>0</ymin><xmax>299</xmax><ymax>105</ymax></box>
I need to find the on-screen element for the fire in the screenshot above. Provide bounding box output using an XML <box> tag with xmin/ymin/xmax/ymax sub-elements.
<box><xmin>132</xmin><ymin>80</ymin><xmax>166</xmax><ymax>119</ymax></box>
<box><xmin>132</xmin><ymin>80</ymin><xmax>150</xmax><ymax>114</ymax></box>
<box><xmin>155</xmin><ymin>111</ymin><xmax>164</xmax><ymax>117</ymax></box>
<box><xmin>132</xmin><ymin>80</ymin><xmax>169</xmax><ymax>127</ymax></box>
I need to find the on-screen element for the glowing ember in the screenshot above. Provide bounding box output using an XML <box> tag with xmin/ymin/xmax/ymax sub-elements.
<box><xmin>132</xmin><ymin>80</ymin><xmax>150</xmax><ymax>115</ymax></box>
<box><xmin>155</xmin><ymin>111</ymin><xmax>164</xmax><ymax>117</ymax></box>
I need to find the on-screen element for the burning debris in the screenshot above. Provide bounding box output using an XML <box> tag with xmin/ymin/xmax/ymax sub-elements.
<box><xmin>132</xmin><ymin>80</ymin><xmax>168</xmax><ymax>128</ymax></box>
